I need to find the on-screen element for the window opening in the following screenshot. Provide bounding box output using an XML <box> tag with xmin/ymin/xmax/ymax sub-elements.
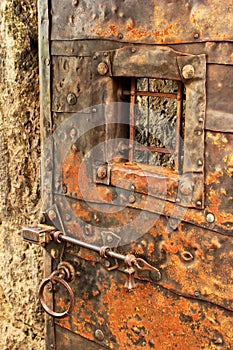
<box><xmin>122</xmin><ymin>78</ymin><xmax>185</xmax><ymax>172</ymax></box>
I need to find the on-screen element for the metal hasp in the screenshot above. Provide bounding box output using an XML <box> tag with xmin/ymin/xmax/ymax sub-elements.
<box><xmin>53</xmin><ymin>231</ymin><xmax>161</xmax><ymax>292</ymax></box>
<box><xmin>29</xmin><ymin>0</ymin><xmax>233</xmax><ymax>348</ymax></box>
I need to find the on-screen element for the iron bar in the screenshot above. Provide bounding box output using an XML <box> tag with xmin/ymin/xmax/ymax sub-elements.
<box><xmin>58</xmin><ymin>234</ymin><xmax>127</xmax><ymax>262</ymax></box>
<box><xmin>134</xmin><ymin>145</ymin><xmax>172</xmax><ymax>154</ymax></box>
<box><xmin>129</xmin><ymin>78</ymin><xmax>136</xmax><ymax>162</ymax></box>
<box><xmin>123</xmin><ymin>90</ymin><xmax>177</xmax><ymax>99</ymax></box>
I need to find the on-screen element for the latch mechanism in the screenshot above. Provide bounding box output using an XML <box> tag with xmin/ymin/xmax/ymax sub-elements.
<box><xmin>53</xmin><ymin>231</ymin><xmax>161</xmax><ymax>292</ymax></box>
<box><xmin>22</xmin><ymin>225</ymin><xmax>161</xmax><ymax>318</ymax></box>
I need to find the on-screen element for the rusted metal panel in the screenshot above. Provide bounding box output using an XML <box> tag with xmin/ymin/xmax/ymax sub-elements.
<box><xmin>39</xmin><ymin>0</ymin><xmax>52</xmax><ymax>140</ymax></box>
<box><xmin>55</xmin><ymin>258</ymin><xmax>233</xmax><ymax>349</ymax></box>
<box><xmin>55</xmin><ymin>324</ymin><xmax>103</xmax><ymax>350</ymax></box>
<box><xmin>34</xmin><ymin>0</ymin><xmax>233</xmax><ymax>349</ymax></box>
<box><xmin>52</xmin><ymin>40</ymin><xmax>233</xmax><ymax>66</ymax></box>
<box><xmin>50</xmin><ymin>202</ymin><xmax>233</xmax><ymax>311</ymax></box>
<box><xmin>52</xmin><ymin>56</ymin><xmax>92</xmax><ymax>112</ymax></box>
<box><xmin>205</xmin><ymin>131</ymin><xmax>233</xmax><ymax>230</ymax></box>
<box><xmin>206</xmin><ymin>64</ymin><xmax>233</xmax><ymax>132</ymax></box>
<box><xmin>50</xmin><ymin>0</ymin><xmax>233</xmax><ymax>44</ymax></box>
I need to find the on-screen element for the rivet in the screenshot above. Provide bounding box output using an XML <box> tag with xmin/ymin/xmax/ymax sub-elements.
<box><xmin>93</xmin><ymin>55</ymin><xmax>97</xmax><ymax>60</ymax></box>
<box><xmin>131</xmin><ymin>47</ymin><xmax>136</xmax><ymax>53</ymax></box>
<box><xmin>196</xmin><ymin>200</ymin><xmax>202</xmax><ymax>207</ymax></box>
<box><xmin>206</xmin><ymin>213</ymin><xmax>215</xmax><ymax>223</ymax></box>
<box><xmin>198</xmin><ymin>117</ymin><xmax>204</xmax><ymax>123</ymax></box>
<box><xmin>118</xmin><ymin>33</ymin><xmax>123</xmax><ymax>39</ymax></box>
<box><xmin>119</xmin><ymin>11</ymin><xmax>124</xmax><ymax>18</ymax></box>
<box><xmin>106</xmin><ymin>234</ymin><xmax>113</xmax><ymax>243</ymax></box>
<box><xmin>182</xmin><ymin>64</ymin><xmax>195</xmax><ymax>80</ymax></box>
<box><xmin>197</xmin><ymin>159</ymin><xmax>203</xmax><ymax>166</ymax></box>
<box><xmin>72</xmin><ymin>0</ymin><xmax>79</xmax><ymax>7</ymax></box>
<box><xmin>84</xmin><ymin>226</ymin><xmax>93</xmax><ymax>236</ymax></box>
<box><xmin>71</xmin><ymin>144</ymin><xmax>78</xmax><ymax>152</ymax></box>
<box><xmin>95</xmin><ymin>329</ymin><xmax>104</xmax><ymax>341</ymax></box>
<box><xmin>104</xmin><ymin>260</ymin><xmax>111</xmax><ymax>268</ymax></box>
<box><xmin>129</xmin><ymin>195</ymin><xmax>136</xmax><ymax>203</ymax></box>
<box><xmin>50</xmin><ymin>344</ymin><xmax>54</xmax><ymax>349</ymax></box>
<box><xmin>97</xmin><ymin>62</ymin><xmax>109</xmax><ymax>76</ymax></box>
<box><xmin>194</xmin><ymin>32</ymin><xmax>200</xmax><ymax>39</ymax></box>
<box><xmin>112</xmin><ymin>6</ymin><xmax>118</xmax><ymax>13</ymax></box>
<box><xmin>92</xmin><ymin>108</ymin><xmax>97</xmax><ymax>113</ymax></box>
<box><xmin>126</xmin><ymin>18</ymin><xmax>135</xmax><ymax>29</ymax></box>
<box><xmin>70</xmin><ymin>128</ymin><xmax>77</xmax><ymax>138</ymax></box>
<box><xmin>45</xmin><ymin>159</ymin><xmax>53</xmax><ymax>171</ymax></box>
<box><xmin>194</xmin><ymin>290</ymin><xmax>201</xmax><ymax>297</ymax></box>
<box><xmin>39</xmin><ymin>213</ymin><xmax>46</xmax><ymax>224</ymax></box>
<box><xmin>45</xmin><ymin>58</ymin><xmax>50</xmax><ymax>66</ymax></box>
<box><xmin>48</xmin><ymin>210</ymin><xmax>56</xmax><ymax>221</ymax></box>
<box><xmin>94</xmin><ymin>214</ymin><xmax>100</xmax><ymax>223</ymax></box>
<box><xmin>103</xmin><ymin>52</ymin><xmax>108</xmax><ymax>57</ymax></box>
<box><xmin>97</xmin><ymin>166</ymin><xmax>107</xmax><ymax>179</ymax></box>
<box><xmin>67</xmin><ymin>93</ymin><xmax>77</xmax><ymax>105</ymax></box>
<box><xmin>195</xmin><ymin>130</ymin><xmax>202</xmax><ymax>136</ymax></box>
<box><xmin>213</xmin><ymin>337</ymin><xmax>223</xmax><ymax>345</ymax></box>
<box><xmin>176</xmin><ymin>198</ymin><xmax>181</xmax><ymax>203</ymax></box>
<box><xmin>62</xmin><ymin>184</ymin><xmax>68</xmax><ymax>194</ymax></box>
<box><xmin>65</xmin><ymin>214</ymin><xmax>71</xmax><ymax>221</ymax></box>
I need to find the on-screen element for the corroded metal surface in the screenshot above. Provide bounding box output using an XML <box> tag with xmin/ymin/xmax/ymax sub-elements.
<box><xmin>37</xmin><ymin>0</ymin><xmax>233</xmax><ymax>349</ymax></box>
<box><xmin>50</xmin><ymin>0</ymin><xmax>233</xmax><ymax>44</ymax></box>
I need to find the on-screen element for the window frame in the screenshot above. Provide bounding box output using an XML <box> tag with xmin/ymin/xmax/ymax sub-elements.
<box><xmin>92</xmin><ymin>46</ymin><xmax>206</xmax><ymax>209</ymax></box>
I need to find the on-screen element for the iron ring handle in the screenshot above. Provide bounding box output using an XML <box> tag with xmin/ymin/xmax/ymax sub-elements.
<box><xmin>38</xmin><ymin>275</ymin><xmax>75</xmax><ymax>319</ymax></box>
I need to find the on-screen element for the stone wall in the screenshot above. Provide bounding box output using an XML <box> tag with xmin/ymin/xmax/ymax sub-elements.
<box><xmin>0</xmin><ymin>1</ymin><xmax>45</xmax><ymax>349</ymax></box>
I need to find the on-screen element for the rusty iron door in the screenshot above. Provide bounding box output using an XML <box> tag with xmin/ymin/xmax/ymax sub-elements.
<box><xmin>23</xmin><ymin>1</ymin><xmax>233</xmax><ymax>349</ymax></box>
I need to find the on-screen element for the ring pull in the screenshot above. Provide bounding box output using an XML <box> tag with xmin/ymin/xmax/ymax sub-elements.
<box><xmin>38</xmin><ymin>264</ymin><xmax>75</xmax><ymax>319</ymax></box>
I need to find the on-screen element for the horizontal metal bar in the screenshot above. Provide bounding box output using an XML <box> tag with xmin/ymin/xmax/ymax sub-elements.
<box><xmin>135</xmin><ymin>145</ymin><xmax>172</xmax><ymax>154</ymax></box>
<box><xmin>59</xmin><ymin>234</ymin><xmax>126</xmax><ymax>261</ymax></box>
<box><xmin>122</xmin><ymin>90</ymin><xmax>177</xmax><ymax>99</ymax></box>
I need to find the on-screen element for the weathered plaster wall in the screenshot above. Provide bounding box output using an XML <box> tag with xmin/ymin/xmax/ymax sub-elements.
<box><xmin>0</xmin><ymin>1</ymin><xmax>45</xmax><ymax>349</ymax></box>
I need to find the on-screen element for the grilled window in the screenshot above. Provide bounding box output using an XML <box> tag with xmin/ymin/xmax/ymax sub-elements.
<box><xmin>122</xmin><ymin>78</ymin><xmax>184</xmax><ymax>172</ymax></box>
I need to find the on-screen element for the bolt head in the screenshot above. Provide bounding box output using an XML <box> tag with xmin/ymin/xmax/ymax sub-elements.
<box><xmin>95</xmin><ymin>329</ymin><xmax>104</xmax><ymax>341</ymax></box>
<box><xmin>129</xmin><ymin>195</ymin><xmax>136</xmax><ymax>203</ymax></box>
<box><xmin>97</xmin><ymin>166</ymin><xmax>107</xmax><ymax>179</ymax></box>
<box><xmin>182</xmin><ymin>64</ymin><xmax>195</xmax><ymax>80</ymax></box>
<box><xmin>72</xmin><ymin>0</ymin><xmax>79</xmax><ymax>7</ymax></box>
<box><xmin>48</xmin><ymin>210</ymin><xmax>56</xmax><ymax>221</ymax></box>
<box><xmin>97</xmin><ymin>62</ymin><xmax>109</xmax><ymax>76</ymax></box>
<box><xmin>67</xmin><ymin>93</ymin><xmax>77</xmax><ymax>105</ymax></box>
<box><xmin>106</xmin><ymin>234</ymin><xmax>113</xmax><ymax>243</ymax></box>
<box><xmin>206</xmin><ymin>213</ymin><xmax>215</xmax><ymax>223</ymax></box>
<box><xmin>71</xmin><ymin>144</ymin><xmax>78</xmax><ymax>152</ymax></box>
<box><xmin>70</xmin><ymin>128</ymin><xmax>77</xmax><ymax>138</ymax></box>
